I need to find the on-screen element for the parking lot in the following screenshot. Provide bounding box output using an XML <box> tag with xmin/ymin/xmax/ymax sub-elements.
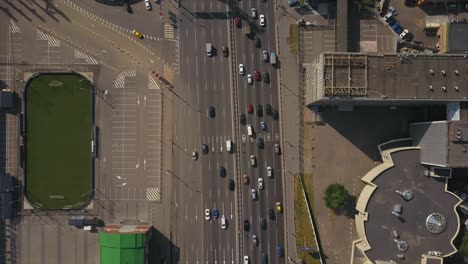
<box><xmin>299</xmin><ymin>24</ymin><xmax>336</xmax><ymax>63</ymax></box>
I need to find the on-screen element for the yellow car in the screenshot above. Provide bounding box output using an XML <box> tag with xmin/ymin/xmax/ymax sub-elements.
<box><xmin>132</xmin><ymin>30</ymin><xmax>143</xmax><ymax>39</ymax></box>
<box><xmin>276</xmin><ymin>202</ymin><xmax>282</xmax><ymax>213</ymax></box>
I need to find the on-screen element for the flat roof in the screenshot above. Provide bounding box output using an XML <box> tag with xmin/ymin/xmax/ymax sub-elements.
<box><xmin>448</xmin><ymin>23</ymin><xmax>468</xmax><ymax>53</ymax></box>
<box><xmin>364</xmin><ymin>149</ymin><xmax>459</xmax><ymax>263</ymax></box>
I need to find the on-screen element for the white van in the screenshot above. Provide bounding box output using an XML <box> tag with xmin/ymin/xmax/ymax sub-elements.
<box><xmin>247</xmin><ymin>124</ymin><xmax>253</xmax><ymax>137</ymax></box>
<box><xmin>226</xmin><ymin>140</ymin><xmax>233</xmax><ymax>153</ymax></box>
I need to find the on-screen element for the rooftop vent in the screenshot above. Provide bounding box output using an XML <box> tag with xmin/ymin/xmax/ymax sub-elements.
<box><xmin>426</xmin><ymin>213</ymin><xmax>447</xmax><ymax>234</ymax></box>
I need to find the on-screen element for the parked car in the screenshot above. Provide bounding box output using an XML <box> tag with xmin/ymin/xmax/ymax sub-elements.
<box><xmin>277</xmin><ymin>246</ymin><xmax>284</xmax><ymax>257</ymax></box>
<box><xmin>260</xmin><ymin>121</ymin><xmax>267</xmax><ymax>131</ymax></box>
<box><xmin>144</xmin><ymin>0</ymin><xmax>151</xmax><ymax>10</ymax></box>
<box><xmin>244</xmin><ymin>219</ymin><xmax>250</xmax><ymax>231</ymax></box>
<box><xmin>265</xmin><ymin>104</ymin><xmax>272</xmax><ymax>115</ymax></box>
<box><xmin>256</xmin><ymin>105</ymin><xmax>263</xmax><ymax>117</ymax></box>
<box><xmin>247</xmin><ymin>103</ymin><xmax>253</xmax><ymax>114</ymax></box>
<box><xmin>399</xmin><ymin>29</ymin><xmax>409</xmax><ymax>40</ymax></box>
<box><xmin>202</xmin><ymin>144</ymin><xmax>209</xmax><ymax>154</ymax></box>
<box><xmin>219</xmin><ymin>166</ymin><xmax>226</xmax><ymax>177</ymax></box>
<box><xmin>383</xmin><ymin>12</ymin><xmax>393</xmax><ymax>23</ymax></box>
<box><xmin>272</xmin><ymin>110</ymin><xmax>279</xmax><ymax>120</ymax></box>
<box><xmin>274</xmin><ymin>144</ymin><xmax>281</xmax><ymax>155</ymax></box>
<box><xmin>235</xmin><ymin>17</ymin><xmax>242</xmax><ymax>27</ymax></box>
<box><xmin>240</xmin><ymin>113</ymin><xmax>246</xmax><ymax>125</ymax></box>
<box><xmin>243</xmin><ymin>174</ymin><xmax>249</xmax><ymax>184</ymax></box>
<box><xmin>229</xmin><ymin>179</ymin><xmax>235</xmax><ymax>190</ymax></box>
<box><xmin>124</xmin><ymin>3</ymin><xmax>133</xmax><ymax>13</ymax></box>
<box><xmin>213</xmin><ymin>209</ymin><xmax>219</xmax><ymax>219</ymax></box>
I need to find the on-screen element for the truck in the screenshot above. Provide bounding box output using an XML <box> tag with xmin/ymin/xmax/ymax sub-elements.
<box><xmin>244</xmin><ymin>23</ymin><xmax>251</xmax><ymax>37</ymax></box>
<box><xmin>270</xmin><ymin>52</ymin><xmax>277</xmax><ymax>65</ymax></box>
<box><xmin>206</xmin><ymin>43</ymin><xmax>212</xmax><ymax>57</ymax></box>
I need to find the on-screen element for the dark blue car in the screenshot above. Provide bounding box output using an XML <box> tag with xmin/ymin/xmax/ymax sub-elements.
<box><xmin>213</xmin><ymin>209</ymin><xmax>219</xmax><ymax>219</ymax></box>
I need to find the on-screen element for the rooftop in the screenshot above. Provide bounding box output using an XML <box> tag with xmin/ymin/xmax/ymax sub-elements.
<box><xmin>448</xmin><ymin>23</ymin><xmax>468</xmax><ymax>54</ymax></box>
<box><xmin>354</xmin><ymin>147</ymin><xmax>460</xmax><ymax>264</ymax></box>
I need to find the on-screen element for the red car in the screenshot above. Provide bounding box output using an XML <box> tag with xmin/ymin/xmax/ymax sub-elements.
<box><xmin>247</xmin><ymin>103</ymin><xmax>253</xmax><ymax>114</ymax></box>
<box><xmin>254</xmin><ymin>70</ymin><xmax>261</xmax><ymax>81</ymax></box>
<box><xmin>235</xmin><ymin>17</ymin><xmax>241</xmax><ymax>28</ymax></box>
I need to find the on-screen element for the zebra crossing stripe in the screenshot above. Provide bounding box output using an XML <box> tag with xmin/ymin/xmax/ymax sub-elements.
<box><xmin>164</xmin><ymin>23</ymin><xmax>174</xmax><ymax>39</ymax></box>
<box><xmin>146</xmin><ymin>188</ymin><xmax>160</xmax><ymax>201</ymax></box>
<box><xmin>10</xmin><ymin>20</ymin><xmax>20</xmax><ymax>33</ymax></box>
<box><xmin>74</xmin><ymin>49</ymin><xmax>98</xmax><ymax>64</ymax></box>
<box><xmin>113</xmin><ymin>69</ymin><xmax>136</xmax><ymax>88</ymax></box>
<box><xmin>148</xmin><ymin>74</ymin><xmax>161</xmax><ymax>90</ymax></box>
<box><xmin>37</xmin><ymin>30</ymin><xmax>60</xmax><ymax>47</ymax></box>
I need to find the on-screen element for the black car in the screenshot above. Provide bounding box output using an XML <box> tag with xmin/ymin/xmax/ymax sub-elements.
<box><xmin>222</xmin><ymin>46</ymin><xmax>229</xmax><ymax>57</ymax></box>
<box><xmin>265</xmin><ymin>104</ymin><xmax>272</xmax><ymax>116</ymax></box>
<box><xmin>229</xmin><ymin>179</ymin><xmax>235</xmax><ymax>190</ymax></box>
<box><xmin>260</xmin><ymin>217</ymin><xmax>267</xmax><ymax>229</ymax></box>
<box><xmin>208</xmin><ymin>106</ymin><xmax>216</xmax><ymax>118</ymax></box>
<box><xmin>257</xmin><ymin>138</ymin><xmax>264</xmax><ymax>149</ymax></box>
<box><xmin>202</xmin><ymin>144</ymin><xmax>209</xmax><ymax>154</ymax></box>
<box><xmin>256</xmin><ymin>105</ymin><xmax>263</xmax><ymax>117</ymax></box>
<box><xmin>219</xmin><ymin>166</ymin><xmax>226</xmax><ymax>177</ymax></box>
<box><xmin>124</xmin><ymin>3</ymin><xmax>133</xmax><ymax>13</ymax></box>
<box><xmin>263</xmin><ymin>72</ymin><xmax>270</xmax><ymax>83</ymax></box>
<box><xmin>243</xmin><ymin>219</ymin><xmax>250</xmax><ymax>231</ymax></box>
<box><xmin>255</xmin><ymin>37</ymin><xmax>261</xmax><ymax>48</ymax></box>
<box><xmin>240</xmin><ymin>113</ymin><xmax>246</xmax><ymax>125</ymax></box>
<box><xmin>272</xmin><ymin>110</ymin><xmax>279</xmax><ymax>120</ymax></box>
<box><xmin>268</xmin><ymin>208</ymin><xmax>275</xmax><ymax>220</ymax></box>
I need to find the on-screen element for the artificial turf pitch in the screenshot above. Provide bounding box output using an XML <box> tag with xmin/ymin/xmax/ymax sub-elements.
<box><xmin>25</xmin><ymin>73</ymin><xmax>93</xmax><ymax>209</ymax></box>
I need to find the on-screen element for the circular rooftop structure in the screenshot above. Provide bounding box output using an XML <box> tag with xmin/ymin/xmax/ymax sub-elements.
<box><xmin>426</xmin><ymin>213</ymin><xmax>447</xmax><ymax>234</ymax></box>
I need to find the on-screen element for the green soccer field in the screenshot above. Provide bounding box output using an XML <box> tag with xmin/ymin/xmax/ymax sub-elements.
<box><xmin>25</xmin><ymin>73</ymin><xmax>93</xmax><ymax>209</ymax></box>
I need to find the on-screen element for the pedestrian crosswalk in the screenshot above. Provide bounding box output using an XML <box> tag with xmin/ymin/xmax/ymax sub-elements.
<box><xmin>146</xmin><ymin>188</ymin><xmax>160</xmax><ymax>201</ymax></box>
<box><xmin>148</xmin><ymin>73</ymin><xmax>161</xmax><ymax>90</ymax></box>
<box><xmin>37</xmin><ymin>30</ymin><xmax>60</xmax><ymax>47</ymax></box>
<box><xmin>10</xmin><ymin>20</ymin><xmax>20</xmax><ymax>34</ymax></box>
<box><xmin>164</xmin><ymin>23</ymin><xmax>175</xmax><ymax>39</ymax></box>
<box><xmin>74</xmin><ymin>49</ymin><xmax>98</xmax><ymax>64</ymax></box>
<box><xmin>113</xmin><ymin>69</ymin><xmax>136</xmax><ymax>88</ymax></box>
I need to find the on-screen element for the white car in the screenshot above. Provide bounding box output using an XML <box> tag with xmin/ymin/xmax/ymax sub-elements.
<box><xmin>251</xmin><ymin>8</ymin><xmax>257</xmax><ymax>18</ymax></box>
<box><xmin>247</xmin><ymin>74</ymin><xmax>253</xmax><ymax>84</ymax></box>
<box><xmin>399</xmin><ymin>29</ymin><xmax>408</xmax><ymax>40</ymax></box>
<box><xmin>145</xmin><ymin>0</ymin><xmax>151</xmax><ymax>10</ymax></box>
<box><xmin>244</xmin><ymin>256</ymin><xmax>249</xmax><ymax>264</ymax></box>
<box><xmin>267</xmin><ymin>166</ymin><xmax>273</xmax><ymax>177</ymax></box>
<box><xmin>239</xmin><ymin>64</ymin><xmax>245</xmax><ymax>75</ymax></box>
<box><xmin>221</xmin><ymin>215</ymin><xmax>227</xmax><ymax>229</ymax></box>
<box><xmin>251</xmin><ymin>189</ymin><xmax>257</xmax><ymax>200</ymax></box>
<box><xmin>205</xmin><ymin>209</ymin><xmax>211</xmax><ymax>220</ymax></box>
<box><xmin>258</xmin><ymin>178</ymin><xmax>264</xmax><ymax>189</ymax></box>
<box><xmin>259</xmin><ymin>15</ymin><xmax>265</xmax><ymax>26</ymax></box>
<box><xmin>192</xmin><ymin>151</ymin><xmax>198</xmax><ymax>160</ymax></box>
<box><xmin>383</xmin><ymin>12</ymin><xmax>393</xmax><ymax>23</ymax></box>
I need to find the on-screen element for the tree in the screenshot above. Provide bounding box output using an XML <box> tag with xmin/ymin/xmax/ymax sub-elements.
<box><xmin>323</xmin><ymin>183</ymin><xmax>349</xmax><ymax>210</ymax></box>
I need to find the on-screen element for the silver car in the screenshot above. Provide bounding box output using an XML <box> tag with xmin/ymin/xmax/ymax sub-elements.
<box><xmin>262</xmin><ymin>50</ymin><xmax>268</xmax><ymax>62</ymax></box>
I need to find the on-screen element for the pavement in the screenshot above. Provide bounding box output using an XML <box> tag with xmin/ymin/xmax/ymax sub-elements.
<box><xmin>275</xmin><ymin>2</ymin><xmax>301</xmax><ymax>263</ymax></box>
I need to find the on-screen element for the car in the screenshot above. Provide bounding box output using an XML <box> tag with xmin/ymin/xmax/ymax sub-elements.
<box><xmin>262</xmin><ymin>254</ymin><xmax>268</xmax><ymax>264</ymax></box>
<box><xmin>258</xmin><ymin>178</ymin><xmax>264</xmax><ymax>189</ymax></box>
<box><xmin>276</xmin><ymin>202</ymin><xmax>282</xmax><ymax>213</ymax></box>
<box><xmin>244</xmin><ymin>219</ymin><xmax>250</xmax><ymax>231</ymax></box>
<box><xmin>383</xmin><ymin>12</ymin><xmax>393</xmax><ymax>23</ymax></box>
<box><xmin>229</xmin><ymin>179</ymin><xmax>235</xmax><ymax>190</ymax></box>
<box><xmin>124</xmin><ymin>3</ymin><xmax>133</xmax><ymax>13</ymax></box>
<box><xmin>219</xmin><ymin>166</ymin><xmax>226</xmax><ymax>177</ymax></box>
<box><xmin>428</xmin><ymin>251</ymin><xmax>443</xmax><ymax>257</ymax></box>
<box><xmin>132</xmin><ymin>30</ymin><xmax>143</xmax><ymax>39</ymax></box>
<box><xmin>254</xmin><ymin>70</ymin><xmax>261</xmax><ymax>81</ymax></box>
<box><xmin>250</xmin><ymin>155</ymin><xmax>256</xmax><ymax>167</ymax></box>
<box><xmin>235</xmin><ymin>17</ymin><xmax>242</xmax><ymax>27</ymax></box>
<box><xmin>395</xmin><ymin>26</ymin><xmax>403</xmax><ymax>34</ymax></box>
<box><xmin>277</xmin><ymin>246</ymin><xmax>284</xmax><ymax>257</ymax></box>
<box><xmin>247</xmin><ymin>103</ymin><xmax>253</xmax><ymax>114</ymax></box>
<box><xmin>205</xmin><ymin>209</ymin><xmax>211</xmax><ymax>220</ymax></box>
<box><xmin>244</xmin><ymin>256</ymin><xmax>250</xmax><ymax>264</ymax></box>
<box><xmin>260</xmin><ymin>121</ymin><xmax>267</xmax><ymax>131</ymax></box>
<box><xmin>243</xmin><ymin>174</ymin><xmax>249</xmax><ymax>184</ymax></box>
<box><xmin>213</xmin><ymin>209</ymin><xmax>219</xmax><ymax>219</ymax></box>
<box><xmin>240</xmin><ymin>113</ymin><xmax>246</xmax><ymax>125</ymax></box>
<box><xmin>252</xmin><ymin>235</ymin><xmax>258</xmax><ymax>246</ymax></box>
<box><xmin>256</xmin><ymin>138</ymin><xmax>264</xmax><ymax>149</ymax></box>
<box><xmin>262</xmin><ymin>50</ymin><xmax>268</xmax><ymax>62</ymax></box>
<box><xmin>263</xmin><ymin>72</ymin><xmax>269</xmax><ymax>83</ymax></box>
<box><xmin>259</xmin><ymin>14</ymin><xmax>265</xmax><ymax>26</ymax></box>
<box><xmin>251</xmin><ymin>189</ymin><xmax>257</xmax><ymax>200</ymax></box>
<box><xmin>222</xmin><ymin>46</ymin><xmax>229</xmax><ymax>57</ymax></box>
<box><xmin>455</xmin><ymin>191</ymin><xmax>468</xmax><ymax>201</ymax></box>
<box><xmin>202</xmin><ymin>144</ymin><xmax>209</xmax><ymax>154</ymax></box>
<box><xmin>192</xmin><ymin>151</ymin><xmax>198</xmax><ymax>160</ymax></box>
<box><xmin>221</xmin><ymin>215</ymin><xmax>228</xmax><ymax>229</ymax></box>
<box><xmin>272</xmin><ymin>110</ymin><xmax>279</xmax><ymax>120</ymax></box>
<box><xmin>274</xmin><ymin>144</ymin><xmax>281</xmax><ymax>155</ymax></box>
<box><xmin>251</xmin><ymin>8</ymin><xmax>257</xmax><ymax>19</ymax></box>
<box><xmin>256</xmin><ymin>105</ymin><xmax>263</xmax><ymax>117</ymax></box>
<box><xmin>265</xmin><ymin>104</ymin><xmax>272</xmax><ymax>116</ymax></box>
<box><xmin>388</xmin><ymin>6</ymin><xmax>397</xmax><ymax>16</ymax></box>
<box><xmin>255</xmin><ymin>37</ymin><xmax>261</xmax><ymax>48</ymax></box>
<box><xmin>267</xmin><ymin>166</ymin><xmax>273</xmax><ymax>177</ymax></box>
<box><xmin>260</xmin><ymin>217</ymin><xmax>266</xmax><ymax>229</ymax></box>
<box><xmin>268</xmin><ymin>208</ymin><xmax>275</xmax><ymax>219</ymax></box>
<box><xmin>247</xmin><ymin>74</ymin><xmax>253</xmax><ymax>84</ymax></box>
<box><xmin>208</xmin><ymin>106</ymin><xmax>216</xmax><ymax>117</ymax></box>
<box><xmin>239</xmin><ymin>64</ymin><xmax>245</xmax><ymax>75</ymax></box>
<box><xmin>145</xmin><ymin>0</ymin><xmax>151</xmax><ymax>10</ymax></box>
<box><xmin>399</xmin><ymin>29</ymin><xmax>409</xmax><ymax>40</ymax></box>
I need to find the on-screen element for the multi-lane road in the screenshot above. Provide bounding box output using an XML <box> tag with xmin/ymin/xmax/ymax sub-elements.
<box><xmin>174</xmin><ymin>0</ymin><xmax>285</xmax><ymax>262</ymax></box>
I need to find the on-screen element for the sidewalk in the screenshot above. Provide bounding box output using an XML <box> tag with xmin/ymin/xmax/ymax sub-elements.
<box><xmin>275</xmin><ymin>3</ymin><xmax>301</xmax><ymax>262</ymax></box>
